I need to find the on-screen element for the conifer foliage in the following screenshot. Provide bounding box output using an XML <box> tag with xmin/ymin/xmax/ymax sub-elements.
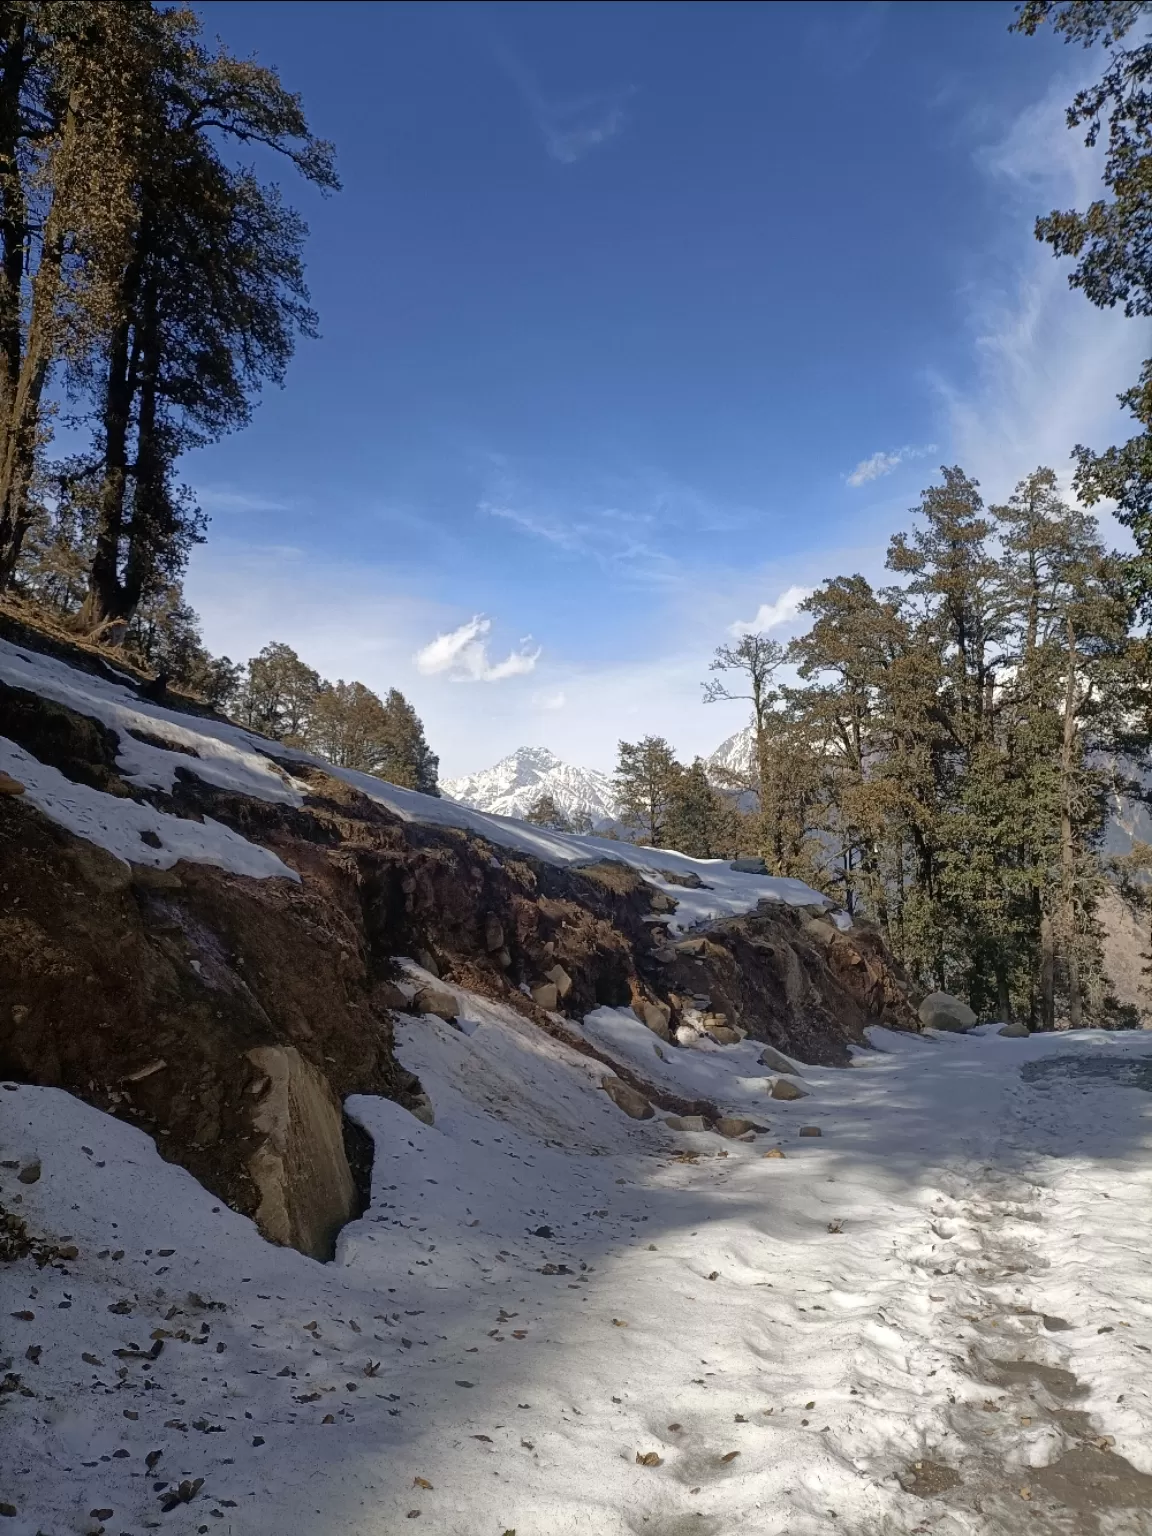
<box><xmin>231</xmin><ymin>642</ymin><xmax>439</xmax><ymax>795</ymax></box>
<box><xmin>708</xmin><ymin>464</ymin><xmax>1148</xmax><ymax>1029</ymax></box>
<box><xmin>0</xmin><ymin>2</ymin><xmax>334</xmax><ymax>633</ymax></box>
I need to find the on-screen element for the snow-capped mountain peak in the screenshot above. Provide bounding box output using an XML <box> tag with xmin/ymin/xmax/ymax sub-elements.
<box><xmin>708</xmin><ymin>723</ymin><xmax>756</xmax><ymax>782</ymax></box>
<box><xmin>442</xmin><ymin>745</ymin><xmax>619</xmax><ymax>826</ymax></box>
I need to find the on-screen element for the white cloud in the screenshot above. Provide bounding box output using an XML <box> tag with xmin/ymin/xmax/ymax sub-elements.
<box><xmin>496</xmin><ymin>48</ymin><xmax>633</xmax><ymax>165</ymax></box>
<box><xmin>414</xmin><ymin>615</ymin><xmax>540</xmax><ymax>684</ymax></box>
<box><xmin>728</xmin><ymin>585</ymin><xmax>812</xmax><ymax>636</ymax></box>
<box><xmin>845</xmin><ymin>444</ymin><xmax>937</xmax><ymax>487</ymax></box>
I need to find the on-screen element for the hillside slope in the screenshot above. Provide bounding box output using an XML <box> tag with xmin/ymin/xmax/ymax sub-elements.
<box><xmin>0</xmin><ymin>617</ymin><xmax>918</xmax><ymax>1261</ymax></box>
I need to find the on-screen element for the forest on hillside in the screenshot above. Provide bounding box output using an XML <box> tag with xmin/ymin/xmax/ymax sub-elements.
<box><xmin>2</xmin><ymin>1</ymin><xmax>1152</xmax><ymax>1026</ymax></box>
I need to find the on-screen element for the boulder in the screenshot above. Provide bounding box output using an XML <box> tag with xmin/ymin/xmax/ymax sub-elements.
<box><xmin>413</xmin><ymin>983</ymin><xmax>458</xmax><ymax>1021</ymax></box>
<box><xmin>547</xmin><ymin>964</ymin><xmax>573</xmax><ymax>999</ymax></box>
<box><xmin>532</xmin><ymin>982</ymin><xmax>559</xmax><ymax>1012</ymax></box>
<box><xmin>803</xmin><ymin>918</ymin><xmax>838</xmax><ymax>945</ymax></box>
<box><xmin>715</xmin><ymin>1116</ymin><xmax>766</xmax><ymax>1139</ymax></box>
<box><xmin>375</xmin><ymin>980</ymin><xmax>412</xmax><ymax>1010</ymax></box>
<box><xmin>601</xmin><ymin>1077</ymin><xmax>654</xmax><ymax>1120</ymax></box>
<box><xmin>674</xmin><ymin>1024</ymin><xmax>701</xmax><ymax>1047</ymax></box>
<box><xmin>706</xmin><ymin>1024</ymin><xmax>741</xmax><ymax>1046</ymax></box>
<box><xmin>731</xmin><ymin>857</ymin><xmax>768</xmax><ymax>875</ymax></box>
<box><xmin>758</xmin><ymin>1045</ymin><xmax>800</xmax><ymax>1075</ymax></box>
<box><xmin>634</xmin><ymin>1000</ymin><xmax>671</xmax><ymax>1039</ymax></box>
<box><xmin>664</xmin><ymin>1113</ymin><xmax>712</xmax><ymax>1132</ymax></box>
<box><xmin>998</xmin><ymin>1021</ymin><xmax>1031</xmax><ymax>1038</ymax></box>
<box><xmin>918</xmin><ymin>991</ymin><xmax>977</xmax><ymax>1033</ymax></box>
<box><xmin>496</xmin><ymin>948</ymin><xmax>512</xmax><ymax>969</ymax></box>
<box><xmin>245</xmin><ymin>1046</ymin><xmax>358</xmax><ymax>1261</ymax></box>
<box><xmin>0</xmin><ymin>771</ymin><xmax>25</xmax><ymax>796</ymax></box>
<box><xmin>483</xmin><ymin>913</ymin><xmax>505</xmax><ymax>952</ymax></box>
<box><xmin>769</xmin><ymin>1077</ymin><xmax>808</xmax><ymax>1101</ymax></box>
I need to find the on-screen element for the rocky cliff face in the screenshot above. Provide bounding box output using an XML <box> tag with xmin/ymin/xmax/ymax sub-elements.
<box><xmin>0</xmin><ymin>615</ymin><xmax>919</xmax><ymax>1259</ymax></box>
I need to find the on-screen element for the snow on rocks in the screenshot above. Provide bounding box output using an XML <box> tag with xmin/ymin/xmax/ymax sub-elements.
<box><xmin>0</xmin><ymin>635</ymin><xmax>832</xmax><ymax>926</ymax></box>
<box><xmin>0</xmin><ymin>735</ymin><xmax>298</xmax><ymax>880</ymax></box>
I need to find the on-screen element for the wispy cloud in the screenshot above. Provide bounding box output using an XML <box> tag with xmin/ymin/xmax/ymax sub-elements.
<box><xmin>479</xmin><ymin>460</ymin><xmax>758</xmax><ymax>589</ymax></box>
<box><xmin>497</xmin><ymin>47</ymin><xmax>633</xmax><ymax>164</ymax></box>
<box><xmin>414</xmin><ymin>615</ymin><xmax>540</xmax><ymax>684</ymax></box>
<box><xmin>939</xmin><ymin>68</ymin><xmax>1143</xmax><ymax>505</ymax></box>
<box><xmin>728</xmin><ymin>585</ymin><xmax>812</xmax><ymax>637</ymax></box>
<box><xmin>195</xmin><ymin>486</ymin><xmax>292</xmax><ymax>515</ymax></box>
<box><xmin>845</xmin><ymin>443</ymin><xmax>937</xmax><ymax>487</ymax></box>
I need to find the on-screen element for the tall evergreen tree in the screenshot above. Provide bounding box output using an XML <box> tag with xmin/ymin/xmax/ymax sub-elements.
<box><xmin>615</xmin><ymin>736</ymin><xmax>680</xmax><ymax>846</ymax></box>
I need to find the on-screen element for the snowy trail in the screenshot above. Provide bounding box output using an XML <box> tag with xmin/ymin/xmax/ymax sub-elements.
<box><xmin>3</xmin><ymin>1005</ymin><xmax>1152</xmax><ymax>1536</ymax></box>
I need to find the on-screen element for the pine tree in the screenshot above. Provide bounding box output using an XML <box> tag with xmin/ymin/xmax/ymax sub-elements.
<box><xmin>76</xmin><ymin>7</ymin><xmax>337</xmax><ymax>634</ymax></box>
<box><xmin>236</xmin><ymin>642</ymin><xmax>320</xmax><ymax>741</ymax></box>
<box><xmin>615</xmin><ymin>736</ymin><xmax>680</xmax><ymax>846</ymax></box>
<box><xmin>664</xmin><ymin>757</ymin><xmax>733</xmax><ymax>859</ymax></box>
<box><xmin>525</xmin><ymin>792</ymin><xmax>572</xmax><ymax>832</ymax></box>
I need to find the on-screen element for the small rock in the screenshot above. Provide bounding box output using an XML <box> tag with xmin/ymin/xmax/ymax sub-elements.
<box><xmin>715</xmin><ymin>1117</ymin><xmax>765</xmax><ymax>1139</ymax></box>
<box><xmin>802</xmin><ymin>917</ymin><xmax>838</xmax><ymax>944</ymax></box>
<box><xmin>758</xmin><ymin>1046</ymin><xmax>800</xmax><ymax>1074</ymax></box>
<box><xmin>769</xmin><ymin>1078</ymin><xmax>808</xmax><ymax>1101</ymax></box>
<box><xmin>546</xmin><ymin>964</ymin><xmax>573</xmax><ymax>999</ymax></box>
<box><xmin>918</xmin><ymin>991</ymin><xmax>977</xmax><ymax>1032</ymax></box>
<box><xmin>532</xmin><ymin>982</ymin><xmax>559</xmax><ymax>1012</ymax></box>
<box><xmin>0</xmin><ymin>771</ymin><xmax>25</xmax><ymax>797</ymax></box>
<box><xmin>376</xmin><ymin>981</ymin><xmax>411</xmax><ymax>1010</ymax></box>
<box><xmin>998</xmin><ymin>1022</ymin><xmax>1030</xmax><ymax>1038</ymax></box>
<box><xmin>674</xmin><ymin>937</ymin><xmax>707</xmax><ymax>957</ymax></box>
<box><xmin>601</xmin><ymin>1077</ymin><xmax>654</xmax><ymax>1120</ymax></box>
<box><xmin>409</xmin><ymin>1093</ymin><xmax>435</xmax><ymax>1127</ymax></box>
<box><xmin>665</xmin><ymin>1114</ymin><xmax>712</xmax><ymax>1132</ymax></box>
<box><xmin>412</xmin><ymin>984</ymin><xmax>458</xmax><ymax>1022</ymax></box>
<box><xmin>484</xmin><ymin>914</ymin><xmax>505</xmax><ymax>953</ymax></box>
<box><xmin>798</xmin><ymin>1126</ymin><xmax>822</xmax><ymax>1137</ymax></box>
<box><xmin>763</xmin><ymin>1147</ymin><xmax>786</xmax><ymax>1159</ymax></box>
<box><xmin>496</xmin><ymin>947</ymin><xmax>512</xmax><ymax>969</ymax></box>
<box><xmin>16</xmin><ymin>1160</ymin><xmax>40</xmax><ymax>1185</ymax></box>
<box><xmin>706</xmin><ymin>1022</ymin><xmax>741</xmax><ymax>1046</ymax></box>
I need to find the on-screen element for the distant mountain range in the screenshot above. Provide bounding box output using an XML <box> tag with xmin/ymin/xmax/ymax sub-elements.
<box><xmin>441</xmin><ymin>746</ymin><xmax>619</xmax><ymax>827</ymax></box>
<box><xmin>443</xmin><ymin>731</ymin><xmax>760</xmax><ymax>827</ymax></box>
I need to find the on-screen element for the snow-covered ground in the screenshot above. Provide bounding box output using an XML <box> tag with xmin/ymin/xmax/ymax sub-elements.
<box><xmin>0</xmin><ymin>635</ymin><xmax>829</xmax><ymax>930</ymax></box>
<box><xmin>4</xmin><ymin>992</ymin><xmax>1152</xmax><ymax>1535</ymax></box>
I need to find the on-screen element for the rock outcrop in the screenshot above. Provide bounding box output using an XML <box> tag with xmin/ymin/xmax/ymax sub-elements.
<box><xmin>0</xmin><ymin>612</ymin><xmax>922</xmax><ymax>1258</ymax></box>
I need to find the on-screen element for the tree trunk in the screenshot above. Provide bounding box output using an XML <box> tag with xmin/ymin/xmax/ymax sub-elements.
<box><xmin>77</xmin><ymin>313</ymin><xmax>135</xmax><ymax>632</ymax></box>
<box><xmin>1060</xmin><ymin>617</ymin><xmax>1082</xmax><ymax>1029</ymax></box>
<box><xmin>0</xmin><ymin>92</ymin><xmax>78</xmax><ymax>587</ymax></box>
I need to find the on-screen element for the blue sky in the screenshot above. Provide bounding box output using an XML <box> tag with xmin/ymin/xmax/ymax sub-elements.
<box><xmin>185</xmin><ymin>0</ymin><xmax>1144</xmax><ymax>778</ymax></box>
